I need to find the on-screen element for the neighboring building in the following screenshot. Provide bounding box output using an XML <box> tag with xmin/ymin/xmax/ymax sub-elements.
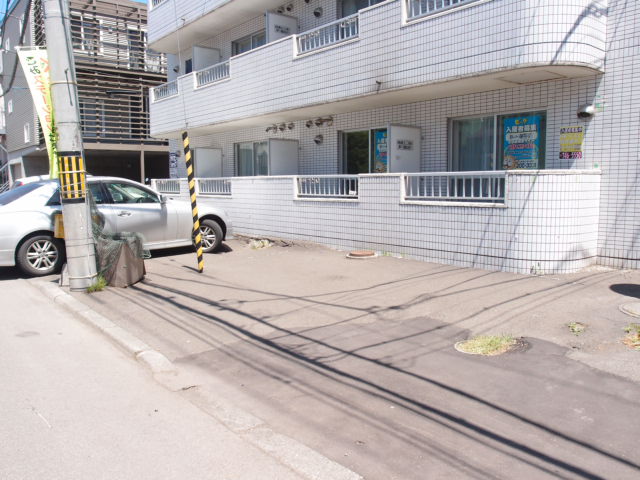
<box><xmin>1</xmin><ymin>0</ymin><xmax>168</xmax><ymax>184</ymax></box>
<box><xmin>147</xmin><ymin>0</ymin><xmax>639</xmax><ymax>274</ymax></box>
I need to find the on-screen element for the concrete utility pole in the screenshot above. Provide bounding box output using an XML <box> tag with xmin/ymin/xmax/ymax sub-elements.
<box><xmin>43</xmin><ymin>0</ymin><xmax>97</xmax><ymax>290</ymax></box>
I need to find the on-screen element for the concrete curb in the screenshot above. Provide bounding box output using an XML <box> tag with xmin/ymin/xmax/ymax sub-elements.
<box><xmin>32</xmin><ymin>279</ymin><xmax>363</xmax><ymax>480</ymax></box>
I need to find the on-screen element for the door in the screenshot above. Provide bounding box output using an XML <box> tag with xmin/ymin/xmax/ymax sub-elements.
<box><xmin>87</xmin><ymin>181</ymin><xmax>117</xmax><ymax>235</ymax></box>
<box><xmin>102</xmin><ymin>180</ymin><xmax>176</xmax><ymax>246</ymax></box>
<box><xmin>266</xmin><ymin>12</ymin><xmax>298</xmax><ymax>43</ymax></box>
<box><xmin>388</xmin><ymin>125</ymin><xmax>421</xmax><ymax>173</ymax></box>
<box><xmin>194</xmin><ymin>148</ymin><xmax>223</xmax><ymax>177</ymax></box>
<box><xmin>268</xmin><ymin>139</ymin><xmax>298</xmax><ymax>175</ymax></box>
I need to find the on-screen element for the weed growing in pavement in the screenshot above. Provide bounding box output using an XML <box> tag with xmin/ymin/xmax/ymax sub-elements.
<box><xmin>87</xmin><ymin>275</ymin><xmax>107</xmax><ymax>293</ymax></box>
<box><xmin>250</xmin><ymin>239</ymin><xmax>272</xmax><ymax>250</ymax></box>
<box><xmin>622</xmin><ymin>323</ymin><xmax>640</xmax><ymax>350</ymax></box>
<box><xmin>568</xmin><ymin>322</ymin><xmax>586</xmax><ymax>336</ymax></box>
<box><xmin>455</xmin><ymin>335</ymin><xmax>518</xmax><ymax>356</ymax></box>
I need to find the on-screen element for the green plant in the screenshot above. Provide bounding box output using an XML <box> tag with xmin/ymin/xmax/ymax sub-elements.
<box><xmin>568</xmin><ymin>322</ymin><xmax>586</xmax><ymax>336</ymax></box>
<box><xmin>86</xmin><ymin>274</ymin><xmax>108</xmax><ymax>293</ymax></box>
<box><xmin>455</xmin><ymin>335</ymin><xmax>517</xmax><ymax>356</ymax></box>
<box><xmin>623</xmin><ymin>323</ymin><xmax>640</xmax><ymax>350</ymax></box>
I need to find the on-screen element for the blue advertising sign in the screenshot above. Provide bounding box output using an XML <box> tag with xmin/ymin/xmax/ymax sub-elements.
<box><xmin>373</xmin><ymin>129</ymin><xmax>388</xmax><ymax>173</ymax></box>
<box><xmin>502</xmin><ymin>115</ymin><xmax>543</xmax><ymax>169</ymax></box>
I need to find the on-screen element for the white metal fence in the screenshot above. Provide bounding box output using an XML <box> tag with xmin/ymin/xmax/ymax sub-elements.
<box><xmin>195</xmin><ymin>61</ymin><xmax>230</xmax><ymax>88</ymax></box>
<box><xmin>0</xmin><ymin>163</ymin><xmax>9</xmax><ymax>193</ymax></box>
<box><xmin>197</xmin><ymin>178</ymin><xmax>232</xmax><ymax>196</ymax></box>
<box><xmin>152</xmin><ymin>178</ymin><xmax>181</xmax><ymax>194</ymax></box>
<box><xmin>151</xmin><ymin>80</ymin><xmax>178</xmax><ymax>102</ymax></box>
<box><xmin>296</xmin><ymin>175</ymin><xmax>359</xmax><ymax>199</ymax></box>
<box><xmin>295</xmin><ymin>14</ymin><xmax>359</xmax><ymax>55</ymax></box>
<box><xmin>406</xmin><ymin>0</ymin><xmax>480</xmax><ymax>19</ymax></box>
<box><xmin>403</xmin><ymin>172</ymin><xmax>506</xmax><ymax>203</ymax></box>
<box><xmin>151</xmin><ymin>0</ymin><xmax>168</xmax><ymax>8</ymax></box>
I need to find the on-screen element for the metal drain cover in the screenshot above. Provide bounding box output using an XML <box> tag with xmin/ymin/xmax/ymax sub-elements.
<box><xmin>347</xmin><ymin>250</ymin><xmax>377</xmax><ymax>259</ymax></box>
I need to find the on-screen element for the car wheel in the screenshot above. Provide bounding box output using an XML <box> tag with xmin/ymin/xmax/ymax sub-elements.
<box><xmin>195</xmin><ymin>219</ymin><xmax>223</xmax><ymax>253</ymax></box>
<box><xmin>16</xmin><ymin>234</ymin><xmax>65</xmax><ymax>277</ymax></box>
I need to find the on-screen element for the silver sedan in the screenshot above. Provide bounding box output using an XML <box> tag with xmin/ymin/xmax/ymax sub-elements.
<box><xmin>0</xmin><ymin>177</ymin><xmax>232</xmax><ymax>276</ymax></box>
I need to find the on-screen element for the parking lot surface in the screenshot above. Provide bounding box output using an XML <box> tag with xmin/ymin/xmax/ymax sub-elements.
<box><xmin>62</xmin><ymin>238</ymin><xmax>640</xmax><ymax>479</ymax></box>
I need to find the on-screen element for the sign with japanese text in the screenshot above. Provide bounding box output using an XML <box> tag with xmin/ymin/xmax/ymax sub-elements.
<box><xmin>559</xmin><ymin>125</ymin><xmax>584</xmax><ymax>160</ymax></box>
<box><xmin>373</xmin><ymin>129</ymin><xmax>388</xmax><ymax>173</ymax></box>
<box><xmin>17</xmin><ymin>48</ymin><xmax>58</xmax><ymax>177</ymax></box>
<box><xmin>502</xmin><ymin>115</ymin><xmax>543</xmax><ymax>169</ymax></box>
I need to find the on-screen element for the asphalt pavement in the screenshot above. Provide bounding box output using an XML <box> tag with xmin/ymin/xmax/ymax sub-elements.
<box><xmin>42</xmin><ymin>238</ymin><xmax>640</xmax><ymax>480</ymax></box>
<box><xmin>0</xmin><ymin>277</ymin><xmax>326</xmax><ymax>480</ymax></box>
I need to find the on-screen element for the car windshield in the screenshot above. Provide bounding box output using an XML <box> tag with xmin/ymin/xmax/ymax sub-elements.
<box><xmin>0</xmin><ymin>182</ymin><xmax>46</xmax><ymax>205</ymax></box>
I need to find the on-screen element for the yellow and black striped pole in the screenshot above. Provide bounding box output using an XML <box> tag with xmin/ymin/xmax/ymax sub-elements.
<box><xmin>183</xmin><ymin>131</ymin><xmax>204</xmax><ymax>273</ymax></box>
<box><xmin>57</xmin><ymin>151</ymin><xmax>87</xmax><ymax>203</ymax></box>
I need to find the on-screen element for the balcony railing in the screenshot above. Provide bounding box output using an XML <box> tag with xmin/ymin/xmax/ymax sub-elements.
<box><xmin>151</xmin><ymin>0</ymin><xmax>168</xmax><ymax>8</ymax></box>
<box><xmin>403</xmin><ymin>172</ymin><xmax>506</xmax><ymax>203</ymax></box>
<box><xmin>296</xmin><ymin>175</ymin><xmax>359</xmax><ymax>199</ymax></box>
<box><xmin>406</xmin><ymin>0</ymin><xmax>482</xmax><ymax>20</ymax></box>
<box><xmin>152</xmin><ymin>80</ymin><xmax>178</xmax><ymax>102</ymax></box>
<box><xmin>0</xmin><ymin>163</ymin><xmax>9</xmax><ymax>193</ymax></box>
<box><xmin>197</xmin><ymin>178</ymin><xmax>232</xmax><ymax>196</ymax></box>
<box><xmin>195</xmin><ymin>61</ymin><xmax>230</xmax><ymax>88</ymax></box>
<box><xmin>152</xmin><ymin>178</ymin><xmax>181</xmax><ymax>194</ymax></box>
<box><xmin>295</xmin><ymin>14</ymin><xmax>359</xmax><ymax>55</ymax></box>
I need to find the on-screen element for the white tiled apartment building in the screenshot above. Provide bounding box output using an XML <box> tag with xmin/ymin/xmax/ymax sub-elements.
<box><xmin>147</xmin><ymin>0</ymin><xmax>638</xmax><ymax>275</ymax></box>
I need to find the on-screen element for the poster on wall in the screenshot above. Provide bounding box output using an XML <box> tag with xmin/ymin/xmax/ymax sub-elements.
<box><xmin>169</xmin><ymin>152</ymin><xmax>178</xmax><ymax>178</ymax></box>
<box><xmin>502</xmin><ymin>115</ymin><xmax>543</xmax><ymax>169</ymax></box>
<box><xmin>559</xmin><ymin>125</ymin><xmax>584</xmax><ymax>160</ymax></box>
<box><xmin>373</xmin><ymin>130</ymin><xmax>388</xmax><ymax>173</ymax></box>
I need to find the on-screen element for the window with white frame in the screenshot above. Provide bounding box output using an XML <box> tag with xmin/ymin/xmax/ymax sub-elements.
<box><xmin>235</xmin><ymin>141</ymin><xmax>268</xmax><ymax>176</ymax></box>
<box><xmin>232</xmin><ymin>31</ymin><xmax>266</xmax><ymax>56</ymax></box>
<box><xmin>24</xmin><ymin>123</ymin><xmax>31</xmax><ymax>143</ymax></box>
<box><xmin>450</xmin><ymin>111</ymin><xmax>546</xmax><ymax>171</ymax></box>
<box><xmin>341</xmin><ymin>0</ymin><xmax>385</xmax><ymax>17</ymax></box>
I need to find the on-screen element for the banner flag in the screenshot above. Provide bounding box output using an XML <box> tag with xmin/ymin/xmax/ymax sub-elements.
<box><xmin>17</xmin><ymin>47</ymin><xmax>58</xmax><ymax>178</ymax></box>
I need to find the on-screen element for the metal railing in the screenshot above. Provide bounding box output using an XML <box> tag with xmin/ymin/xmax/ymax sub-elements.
<box><xmin>295</xmin><ymin>14</ymin><xmax>359</xmax><ymax>55</ymax></box>
<box><xmin>152</xmin><ymin>178</ymin><xmax>181</xmax><ymax>195</ymax></box>
<box><xmin>406</xmin><ymin>0</ymin><xmax>481</xmax><ymax>20</ymax></box>
<box><xmin>0</xmin><ymin>163</ymin><xmax>9</xmax><ymax>193</ymax></box>
<box><xmin>151</xmin><ymin>80</ymin><xmax>178</xmax><ymax>102</ymax></box>
<box><xmin>197</xmin><ymin>178</ymin><xmax>232</xmax><ymax>196</ymax></box>
<box><xmin>151</xmin><ymin>0</ymin><xmax>168</xmax><ymax>8</ymax></box>
<box><xmin>296</xmin><ymin>176</ymin><xmax>359</xmax><ymax>199</ymax></box>
<box><xmin>403</xmin><ymin>172</ymin><xmax>506</xmax><ymax>203</ymax></box>
<box><xmin>195</xmin><ymin>61</ymin><xmax>230</xmax><ymax>88</ymax></box>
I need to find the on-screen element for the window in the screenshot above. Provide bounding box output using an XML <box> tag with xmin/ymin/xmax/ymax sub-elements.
<box><xmin>105</xmin><ymin>182</ymin><xmax>159</xmax><ymax>204</ymax></box>
<box><xmin>24</xmin><ymin>123</ymin><xmax>30</xmax><ymax>143</ymax></box>
<box><xmin>236</xmin><ymin>141</ymin><xmax>268</xmax><ymax>176</ymax></box>
<box><xmin>70</xmin><ymin>13</ymin><xmax>98</xmax><ymax>52</ymax></box>
<box><xmin>341</xmin><ymin>0</ymin><xmax>384</xmax><ymax>17</ymax></box>
<box><xmin>450</xmin><ymin>111</ymin><xmax>546</xmax><ymax>171</ymax></box>
<box><xmin>232</xmin><ymin>31</ymin><xmax>266</xmax><ymax>56</ymax></box>
<box><xmin>342</xmin><ymin>128</ymin><xmax>388</xmax><ymax>174</ymax></box>
<box><xmin>7</xmin><ymin>99</ymin><xmax>13</xmax><ymax>114</ymax></box>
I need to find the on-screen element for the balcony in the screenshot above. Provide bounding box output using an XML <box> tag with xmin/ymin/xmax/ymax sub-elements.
<box><xmin>148</xmin><ymin>0</ymin><xmax>285</xmax><ymax>53</ymax></box>
<box><xmin>150</xmin><ymin>0</ymin><xmax>606</xmax><ymax>138</ymax></box>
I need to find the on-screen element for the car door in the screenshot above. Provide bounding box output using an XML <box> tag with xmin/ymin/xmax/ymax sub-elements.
<box><xmin>102</xmin><ymin>180</ymin><xmax>175</xmax><ymax>247</ymax></box>
<box><xmin>87</xmin><ymin>181</ymin><xmax>117</xmax><ymax>235</ymax></box>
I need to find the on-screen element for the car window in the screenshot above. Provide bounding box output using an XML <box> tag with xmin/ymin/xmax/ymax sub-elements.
<box><xmin>105</xmin><ymin>182</ymin><xmax>159</xmax><ymax>204</ymax></box>
<box><xmin>0</xmin><ymin>182</ymin><xmax>46</xmax><ymax>205</ymax></box>
<box><xmin>46</xmin><ymin>183</ymin><xmax>107</xmax><ymax>206</ymax></box>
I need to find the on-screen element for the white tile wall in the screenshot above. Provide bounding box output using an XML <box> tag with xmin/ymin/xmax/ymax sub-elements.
<box><xmin>168</xmin><ymin>171</ymin><xmax>601</xmax><ymax>274</ymax></box>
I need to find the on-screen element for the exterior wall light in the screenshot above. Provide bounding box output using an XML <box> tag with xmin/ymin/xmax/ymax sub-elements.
<box><xmin>313</xmin><ymin>7</ymin><xmax>323</xmax><ymax>18</ymax></box>
<box><xmin>314</xmin><ymin>134</ymin><xmax>324</xmax><ymax>144</ymax></box>
<box><xmin>305</xmin><ymin>120</ymin><xmax>313</xmax><ymax>128</ymax></box>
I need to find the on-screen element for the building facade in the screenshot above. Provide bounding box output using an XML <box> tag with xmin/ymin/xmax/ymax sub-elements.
<box><xmin>146</xmin><ymin>0</ymin><xmax>639</xmax><ymax>274</ymax></box>
<box><xmin>1</xmin><ymin>0</ymin><xmax>169</xmax><ymax>184</ymax></box>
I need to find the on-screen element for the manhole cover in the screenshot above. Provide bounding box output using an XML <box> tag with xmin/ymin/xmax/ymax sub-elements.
<box><xmin>620</xmin><ymin>302</ymin><xmax>640</xmax><ymax>318</ymax></box>
<box><xmin>347</xmin><ymin>250</ymin><xmax>377</xmax><ymax>259</ymax></box>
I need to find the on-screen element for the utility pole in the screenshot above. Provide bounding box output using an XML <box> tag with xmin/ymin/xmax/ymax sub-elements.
<box><xmin>43</xmin><ymin>0</ymin><xmax>97</xmax><ymax>291</ymax></box>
